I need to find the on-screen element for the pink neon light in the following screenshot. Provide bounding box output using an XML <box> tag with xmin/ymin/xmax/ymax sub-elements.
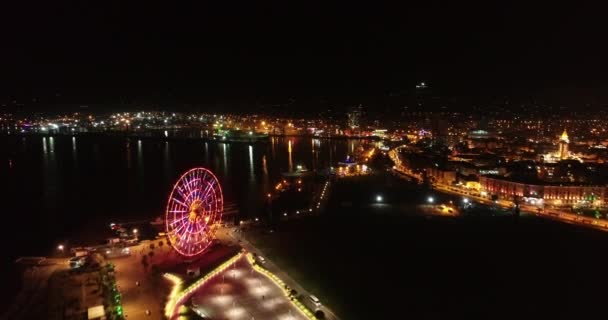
<box><xmin>165</xmin><ymin>167</ymin><xmax>224</xmax><ymax>257</ymax></box>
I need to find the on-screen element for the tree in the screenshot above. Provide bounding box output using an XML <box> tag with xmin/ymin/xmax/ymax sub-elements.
<box><xmin>595</xmin><ymin>211</ymin><xmax>603</xmax><ymax>219</ymax></box>
<box><xmin>314</xmin><ymin>310</ymin><xmax>325</xmax><ymax>319</ymax></box>
<box><xmin>150</xmin><ymin>264</ymin><xmax>160</xmax><ymax>275</ymax></box>
<box><xmin>158</xmin><ymin>241</ymin><xmax>164</xmax><ymax>248</ymax></box>
<box><xmin>149</xmin><ymin>243</ymin><xmax>155</xmax><ymax>250</ymax></box>
<box><xmin>148</xmin><ymin>251</ymin><xmax>154</xmax><ymax>257</ymax></box>
<box><xmin>141</xmin><ymin>255</ymin><xmax>149</xmax><ymax>270</ymax></box>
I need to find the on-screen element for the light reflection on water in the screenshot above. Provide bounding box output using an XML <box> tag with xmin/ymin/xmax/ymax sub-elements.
<box><xmin>3</xmin><ymin>134</ymin><xmax>374</xmax><ymax>255</ymax></box>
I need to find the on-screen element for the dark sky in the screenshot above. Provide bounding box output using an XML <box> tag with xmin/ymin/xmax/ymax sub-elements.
<box><xmin>1</xmin><ymin>2</ymin><xmax>607</xmax><ymax>108</ymax></box>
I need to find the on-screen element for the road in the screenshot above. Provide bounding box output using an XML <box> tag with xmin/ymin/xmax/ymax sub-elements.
<box><xmin>216</xmin><ymin>227</ymin><xmax>341</xmax><ymax>320</ymax></box>
<box><xmin>433</xmin><ymin>179</ymin><xmax>608</xmax><ymax>230</ymax></box>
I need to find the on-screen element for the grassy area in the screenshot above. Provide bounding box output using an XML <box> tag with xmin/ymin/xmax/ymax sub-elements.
<box><xmin>244</xmin><ymin>172</ymin><xmax>608</xmax><ymax>319</ymax></box>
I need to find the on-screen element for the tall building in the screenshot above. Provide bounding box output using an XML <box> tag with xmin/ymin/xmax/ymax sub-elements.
<box><xmin>429</xmin><ymin>115</ymin><xmax>448</xmax><ymax>146</ymax></box>
<box><xmin>541</xmin><ymin>129</ymin><xmax>575</xmax><ymax>163</ymax></box>
<box><xmin>347</xmin><ymin>105</ymin><xmax>363</xmax><ymax>131</ymax></box>
<box><xmin>558</xmin><ymin>129</ymin><xmax>569</xmax><ymax>160</ymax></box>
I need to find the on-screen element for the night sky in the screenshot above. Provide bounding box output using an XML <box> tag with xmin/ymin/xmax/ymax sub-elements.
<box><xmin>2</xmin><ymin>3</ymin><xmax>607</xmax><ymax>111</ymax></box>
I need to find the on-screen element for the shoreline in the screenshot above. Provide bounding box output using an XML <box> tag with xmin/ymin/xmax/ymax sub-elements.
<box><xmin>0</xmin><ymin>130</ymin><xmax>384</xmax><ymax>142</ymax></box>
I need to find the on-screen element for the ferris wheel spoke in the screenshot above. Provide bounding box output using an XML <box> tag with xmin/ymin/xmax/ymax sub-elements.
<box><xmin>171</xmin><ymin>197</ymin><xmax>190</xmax><ymax>209</ymax></box>
<box><xmin>198</xmin><ymin>171</ymin><xmax>208</xmax><ymax>188</ymax></box>
<box><xmin>193</xmin><ymin>220</ymin><xmax>207</xmax><ymax>234</ymax></box>
<box><xmin>175</xmin><ymin>186</ymin><xmax>190</xmax><ymax>204</ymax></box>
<box><xmin>169</xmin><ymin>215</ymin><xmax>189</xmax><ymax>226</ymax></box>
<box><xmin>184</xmin><ymin>174</ymin><xmax>201</xmax><ymax>194</ymax></box>
<box><xmin>185</xmin><ymin>179</ymin><xmax>203</xmax><ymax>203</ymax></box>
<box><xmin>178</xmin><ymin>226</ymin><xmax>190</xmax><ymax>244</ymax></box>
<box><xmin>193</xmin><ymin>175</ymin><xmax>206</xmax><ymax>198</ymax></box>
<box><xmin>199</xmin><ymin>181</ymin><xmax>215</xmax><ymax>203</ymax></box>
<box><xmin>184</xmin><ymin>190</ymin><xmax>197</xmax><ymax>205</ymax></box>
<box><xmin>172</xmin><ymin>222</ymin><xmax>188</xmax><ymax>237</ymax></box>
<box><xmin>202</xmin><ymin>190</ymin><xmax>216</xmax><ymax>207</ymax></box>
<box><xmin>183</xmin><ymin>177</ymin><xmax>195</xmax><ymax>194</ymax></box>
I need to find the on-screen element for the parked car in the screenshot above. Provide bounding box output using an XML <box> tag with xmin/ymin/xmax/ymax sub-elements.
<box><xmin>309</xmin><ymin>295</ymin><xmax>322</xmax><ymax>307</ymax></box>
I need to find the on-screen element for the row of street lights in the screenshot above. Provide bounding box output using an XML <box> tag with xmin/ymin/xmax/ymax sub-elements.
<box><xmin>426</xmin><ymin>195</ymin><xmax>469</xmax><ymax>204</ymax></box>
<box><xmin>376</xmin><ymin>195</ymin><xmax>469</xmax><ymax>205</ymax></box>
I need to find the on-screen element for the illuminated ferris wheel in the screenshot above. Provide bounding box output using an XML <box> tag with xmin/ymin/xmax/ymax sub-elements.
<box><xmin>165</xmin><ymin>167</ymin><xmax>224</xmax><ymax>257</ymax></box>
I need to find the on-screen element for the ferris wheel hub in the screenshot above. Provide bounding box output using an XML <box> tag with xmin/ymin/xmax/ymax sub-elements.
<box><xmin>189</xmin><ymin>199</ymin><xmax>205</xmax><ymax>223</ymax></box>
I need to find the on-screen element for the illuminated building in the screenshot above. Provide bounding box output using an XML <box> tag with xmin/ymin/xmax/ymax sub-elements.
<box><xmin>347</xmin><ymin>105</ymin><xmax>363</xmax><ymax>131</ymax></box>
<box><xmin>480</xmin><ymin>175</ymin><xmax>605</xmax><ymax>206</ymax></box>
<box><xmin>426</xmin><ymin>167</ymin><xmax>457</xmax><ymax>185</ymax></box>
<box><xmin>541</xmin><ymin>129</ymin><xmax>577</xmax><ymax>163</ymax></box>
<box><xmin>558</xmin><ymin>129</ymin><xmax>569</xmax><ymax>160</ymax></box>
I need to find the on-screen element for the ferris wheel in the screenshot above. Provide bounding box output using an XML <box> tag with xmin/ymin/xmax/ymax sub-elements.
<box><xmin>165</xmin><ymin>167</ymin><xmax>224</xmax><ymax>257</ymax></box>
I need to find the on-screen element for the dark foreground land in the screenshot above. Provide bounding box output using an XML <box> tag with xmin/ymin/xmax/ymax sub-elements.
<box><xmin>246</xmin><ymin>173</ymin><xmax>608</xmax><ymax>319</ymax></box>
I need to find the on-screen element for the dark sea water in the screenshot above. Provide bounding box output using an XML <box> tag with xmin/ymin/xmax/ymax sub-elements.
<box><xmin>0</xmin><ymin>134</ymin><xmax>375</xmax><ymax>312</ymax></box>
<box><xmin>0</xmin><ymin>134</ymin><xmax>372</xmax><ymax>260</ymax></box>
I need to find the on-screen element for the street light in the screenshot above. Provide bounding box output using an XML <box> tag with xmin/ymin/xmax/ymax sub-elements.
<box><xmin>376</xmin><ymin>195</ymin><xmax>383</xmax><ymax>202</ymax></box>
<box><xmin>57</xmin><ymin>244</ymin><xmax>64</xmax><ymax>251</ymax></box>
<box><xmin>427</xmin><ymin>196</ymin><xmax>434</xmax><ymax>203</ymax></box>
<box><xmin>133</xmin><ymin>228</ymin><xmax>138</xmax><ymax>234</ymax></box>
<box><xmin>463</xmin><ymin>198</ymin><xmax>469</xmax><ymax>204</ymax></box>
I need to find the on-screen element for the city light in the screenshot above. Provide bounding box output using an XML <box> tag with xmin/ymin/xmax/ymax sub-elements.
<box><xmin>8</xmin><ymin>20</ymin><xmax>608</xmax><ymax>320</ymax></box>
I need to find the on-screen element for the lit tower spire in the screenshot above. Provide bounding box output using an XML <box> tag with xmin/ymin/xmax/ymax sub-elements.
<box><xmin>560</xmin><ymin>129</ymin><xmax>569</xmax><ymax>144</ymax></box>
<box><xmin>558</xmin><ymin>129</ymin><xmax>569</xmax><ymax>160</ymax></box>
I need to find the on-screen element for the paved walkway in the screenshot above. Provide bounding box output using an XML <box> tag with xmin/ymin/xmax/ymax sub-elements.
<box><xmin>191</xmin><ymin>254</ymin><xmax>307</xmax><ymax>320</ymax></box>
<box><xmin>111</xmin><ymin>241</ymin><xmax>171</xmax><ymax>320</ymax></box>
<box><xmin>217</xmin><ymin>227</ymin><xmax>340</xmax><ymax>320</ymax></box>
